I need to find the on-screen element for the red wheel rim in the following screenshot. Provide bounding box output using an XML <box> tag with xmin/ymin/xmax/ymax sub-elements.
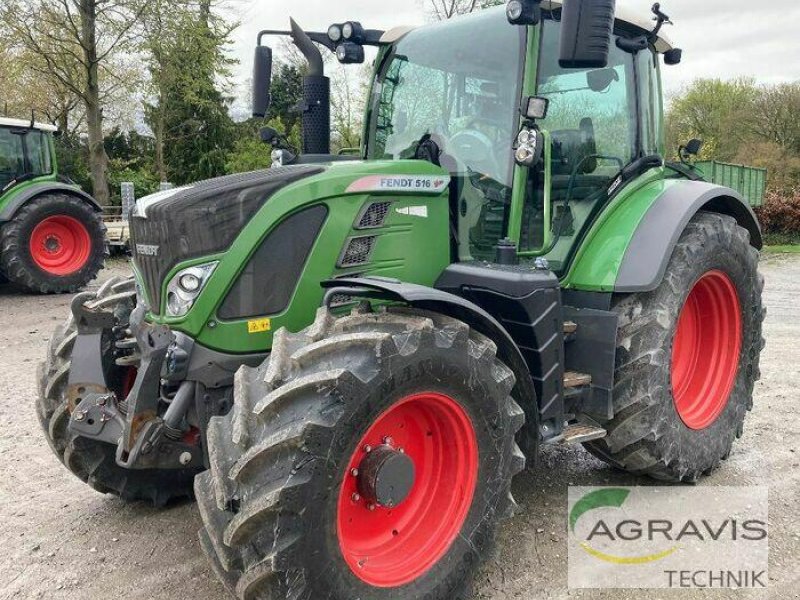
<box><xmin>29</xmin><ymin>215</ymin><xmax>92</xmax><ymax>276</ymax></box>
<box><xmin>671</xmin><ymin>270</ymin><xmax>742</xmax><ymax>430</ymax></box>
<box><xmin>337</xmin><ymin>392</ymin><xmax>479</xmax><ymax>588</ymax></box>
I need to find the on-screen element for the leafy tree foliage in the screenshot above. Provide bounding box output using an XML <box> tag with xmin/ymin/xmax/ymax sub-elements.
<box><xmin>667</xmin><ymin>79</ymin><xmax>800</xmax><ymax>193</ymax></box>
<box><xmin>146</xmin><ymin>1</ymin><xmax>235</xmax><ymax>186</ymax></box>
<box><xmin>268</xmin><ymin>64</ymin><xmax>304</xmax><ymax>131</ymax></box>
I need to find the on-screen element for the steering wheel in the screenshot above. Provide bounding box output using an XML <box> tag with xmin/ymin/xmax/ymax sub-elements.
<box><xmin>448</xmin><ymin>129</ymin><xmax>503</xmax><ymax>180</ymax></box>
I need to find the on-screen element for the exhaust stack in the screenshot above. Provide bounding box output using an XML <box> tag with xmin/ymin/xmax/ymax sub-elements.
<box><xmin>290</xmin><ymin>19</ymin><xmax>331</xmax><ymax>155</ymax></box>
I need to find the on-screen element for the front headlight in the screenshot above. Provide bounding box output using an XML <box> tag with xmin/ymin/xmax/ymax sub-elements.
<box><xmin>165</xmin><ymin>262</ymin><xmax>217</xmax><ymax>317</ymax></box>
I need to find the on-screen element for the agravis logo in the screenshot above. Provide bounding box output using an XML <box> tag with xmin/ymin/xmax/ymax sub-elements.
<box><xmin>567</xmin><ymin>486</ymin><xmax>769</xmax><ymax>589</ymax></box>
<box><xmin>570</xmin><ymin>488</ymin><xmax>679</xmax><ymax>564</ymax></box>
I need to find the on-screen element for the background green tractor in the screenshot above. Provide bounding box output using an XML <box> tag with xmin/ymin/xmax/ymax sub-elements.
<box><xmin>37</xmin><ymin>1</ymin><xmax>765</xmax><ymax>599</ymax></box>
<box><xmin>0</xmin><ymin>117</ymin><xmax>106</xmax><ymax>293</ymax></box>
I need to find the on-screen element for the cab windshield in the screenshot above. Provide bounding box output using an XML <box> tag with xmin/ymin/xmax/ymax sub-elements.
<box><xmin>366</xmin><ymin>8</ymin><xmax>525</xmax><ymax>259</ymax></box>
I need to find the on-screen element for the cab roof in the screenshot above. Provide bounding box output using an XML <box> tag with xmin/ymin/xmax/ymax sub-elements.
<box><xmin>381</xmin><ymin>2</ymin><xmax>674</xmax><ymax>53</ymax></box>
<box><xmin>0</xmin><ymin>117</ymin><xmax>59</xmax><ymax>133</ymax></box>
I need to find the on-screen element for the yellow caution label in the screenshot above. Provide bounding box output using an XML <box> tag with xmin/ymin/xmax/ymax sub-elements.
<box><xmin>247</xmin><ymin>318</ymin><xmax>271</xmax><ymax>334</ymax></box>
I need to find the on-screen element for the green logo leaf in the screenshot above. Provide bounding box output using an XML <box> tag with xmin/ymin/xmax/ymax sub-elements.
<box><xmin>569</xmin><ymin>488</ymin><xmax>630</xmax><ymax>532</ymax></box>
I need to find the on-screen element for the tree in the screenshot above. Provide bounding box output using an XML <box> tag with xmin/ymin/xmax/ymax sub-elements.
<box><xmin>665</xmin><ymin>78</ymin><xmax>758</xmax><ymax>162</ymax></box>
<box><xmin>145</xmin><ymin>0</ymin><xmax>235</xmax><ymax>185</ymax></box>
<box><xmin>751</xmin><ymin>83</ymin><xmax>800</xmax><ymax>155</ymax></box>
<box><xmin>330</xmin><ymin>63</ymin><xmax>367</xmax><ymax>152</ymax></box>
<box><xmin>427</xmin><ymin>0</ymin><xmax>504</xmax><ymax>20</ymax></box>
<box><xmin>3</xmin><ymin>0</ymin><xmax>150</xmax><ymax>205</ymax></box>
<box><xmin>268</xmin><ymin>63</ymin><xmax>304</xmax><ymax>130</ymax></box>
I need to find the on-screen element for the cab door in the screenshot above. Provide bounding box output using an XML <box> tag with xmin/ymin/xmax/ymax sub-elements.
<box><xmin>512</xmin><ymin>18</ymin><xmax>640</xmax><ymax>274</ymax></box>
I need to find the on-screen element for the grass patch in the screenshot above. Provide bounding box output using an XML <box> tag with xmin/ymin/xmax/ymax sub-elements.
<box><xmin>764</xmin><ymin>245</ymin><xmax>800</xmax><ymax>254</ymax></box>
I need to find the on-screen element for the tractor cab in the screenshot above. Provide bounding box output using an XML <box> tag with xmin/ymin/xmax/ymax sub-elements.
<box><xmin>366</xmin><ymin>4</ymin><xmax>678</xmax><ymax>274</ymax></box>
<box><xmin>0</xmin><ymin>118</ymin><xmax>58</xmax><ymax>193</ymax></box>
<box><xmin>257</xmin><ymin>2</ymin><xmax>680</xmax><ymax>280</ymax></box>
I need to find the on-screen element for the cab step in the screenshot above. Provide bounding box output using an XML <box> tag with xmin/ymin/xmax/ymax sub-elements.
<box><xmin>563</xmin><ymin>371</ymin><xmax>592</xmax><ymax>388</ymax></box>
<box><xmin>543</xmin><ymin>423</ymin><xmax>608</xmax><ymax>445</ymax></box>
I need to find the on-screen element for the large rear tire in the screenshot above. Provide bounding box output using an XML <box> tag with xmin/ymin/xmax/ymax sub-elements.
<box><xmin>37</xmin><ymin>277</ymin><xmax>197</xmax><ymax>505</ymax></box>
<box><xmin>585</xmin><ymin>212</ymin><xmax>765</xmax><ymax>481</ymax></box>
<box><xmin>1</xmin><ymin>193</ymin><xmax>106</xmax><ymax>294</ymax></box>
<box><xmin>196</xmin><ymin>307</ymin><xmax>526</xmax><ymax>600</ymax></box>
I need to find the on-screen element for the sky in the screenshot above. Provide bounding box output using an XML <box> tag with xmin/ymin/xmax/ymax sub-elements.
<box><xmin>226</xmin><ymin>0</ymin><xmax>800</xmax><ymax>105</ymax></box>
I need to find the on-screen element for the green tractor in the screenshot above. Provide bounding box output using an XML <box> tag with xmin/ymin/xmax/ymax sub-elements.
<box><xmin>0</xmin><ymin>117</ymin><xmax>106</xmax><ymax>293</ymax></box>
<box><xmin>38</xmin><ymin>1</ymin><xmax>765</xmax><ymax>599</ymax></box>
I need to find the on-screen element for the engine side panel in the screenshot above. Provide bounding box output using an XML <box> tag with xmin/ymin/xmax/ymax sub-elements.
<box><xmin>143</xmin><ymin>160</ymin><xmax>453</xmax><ymax>355</ymax></box>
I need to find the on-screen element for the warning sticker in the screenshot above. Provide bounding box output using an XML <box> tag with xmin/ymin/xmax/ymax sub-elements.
<box><xmin>247</xmin><ymin>318</ymin><xmax>271</xmax><ymax>334</ymax></box>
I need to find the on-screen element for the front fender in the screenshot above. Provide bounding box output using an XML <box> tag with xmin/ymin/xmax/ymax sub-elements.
<box><xmin>320</xmin><ymin>276</ymin><xmax>539</xmax><ymax>442</ymax></box>
<box><xmin>565</xmin><ymin>178</ymin><xmax>762</xmax><ymax>293</ymax></box>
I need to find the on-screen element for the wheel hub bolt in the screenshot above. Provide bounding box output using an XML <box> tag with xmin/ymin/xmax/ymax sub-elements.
<box><xmin>74</xmin><ymin>411</ymin><xmax>86</xmax><ymax>422</ymax></box>
<box><xmin>351</xmin><ymin>493</ymin><xmax>361</xmax><ymax>502</ymax></box>
<box><xmin>350</xmin><ymin>468</ymin><xmax>359</xmax><ymax>477</ymax></box>
<box><xmin>363</xmin><ymin>445</ymin><xmax>372</xmax><ymax>453</ymax></box>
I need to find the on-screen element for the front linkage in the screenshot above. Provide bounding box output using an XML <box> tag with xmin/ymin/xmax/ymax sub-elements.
<box><xmin>67</xmin><ymin>287</ymin><xmax>203</xmax><ymax>472</ymax></box>
<box><xmin>35</xmin><ymin>276</ymin><xmax>212</xmax><ymax>505</ymax></box>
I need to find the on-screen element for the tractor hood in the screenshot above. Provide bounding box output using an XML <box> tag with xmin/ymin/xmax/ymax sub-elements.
<box><xmin>130</xmin><ymin>165</ymin><xmax>324</xmax><ymax>312</ymax></box>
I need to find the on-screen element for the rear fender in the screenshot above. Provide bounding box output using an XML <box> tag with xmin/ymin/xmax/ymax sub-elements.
<box><xmin>0</xmin><ymin>182</ymin><xmax>101</xmax><ymax>222</ymax></box>
<box><xmin>566</xmin><ymin>179</ymin><xmax>762</xmax><ymax>293</ymax></box>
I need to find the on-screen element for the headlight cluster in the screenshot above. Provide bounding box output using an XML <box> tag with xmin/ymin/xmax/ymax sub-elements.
<box><xmin>327</xmin><ymin>21</ymin><xmax>366</xmax><ymax>64</ymax></box>
<box><xmin>166</xmin><ymin>262</ymin><xmax>218</xmax><ymax>317</ymax></box>
<box><xmin>514</xmin><ymin>127</ymin><xmax>543</xmax><ymax>167</ymax></box>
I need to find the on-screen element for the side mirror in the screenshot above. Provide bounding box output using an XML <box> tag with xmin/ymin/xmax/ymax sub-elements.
<box><xmin>559</xmin><ymin>0</ymin><xmax>616</xmax><ymax>69</ymax></box>
<box><xmin>664</xmin><ymin>48</ymin><xmax>683</xmax><ymax>66</ymax></box>
<box><xmin>260</xmin><ymin>127</ymin><xmax>280</xmax><ymax>145</ymax></box>
<box><xmin>252</xmin><ymin>46</ymin><xmax>273</xmax><ymax>118</ymax></box>
<box><xmin>684</xmin><ymin>139</ymin><xmax>704</xmax><ymax>156</ymax></box>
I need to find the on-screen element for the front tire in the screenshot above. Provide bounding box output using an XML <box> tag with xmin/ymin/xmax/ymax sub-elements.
<box><xmin>585</xmin><ymin>212</ymin><xmax>765</xmax><ymax>481</ymax></box>
<box><xmin>1</xmin><ymin>193</ymin><xmax>106</xmax><ymax>294</ymax></box>
<box><xmin>196</xmin><ymin>307</ymin><xmax>526</xmax><ymax>600</ymax></box>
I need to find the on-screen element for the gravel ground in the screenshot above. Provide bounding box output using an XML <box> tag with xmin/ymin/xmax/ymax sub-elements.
<box><xmin>0</xmin><ymin>256</ymin><xmax>797</xmax><ymax>600</ymax></box>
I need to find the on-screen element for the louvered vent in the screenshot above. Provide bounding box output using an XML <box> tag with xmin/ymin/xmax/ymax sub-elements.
<box><xmin>339</xmin><ymin>236</ymin><xmax>377</xmax><ymax>267</ymax></box>
<box><xmin>329</xmin><ymin>293</ymin><xmax>356</xmax><ymax>308</ymax></box>
<box><xmin>356</xmin><ymin>201</ymin><xmax>392</xmax><ymax>229</ymax></box>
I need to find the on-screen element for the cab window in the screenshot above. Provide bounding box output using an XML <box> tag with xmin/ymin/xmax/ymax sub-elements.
<box><xmin>26</xmin><ymin>131</ymin><xmax>53</xmax><ymax>176</ymax></box>
<box><xmin>367</xmin><ymin>8</ymin><xmax>525</xmax><ymax>261</ymax></box>
<box><xmin>0</xmin><ymin>128</ymin><xmax>52</xmax><ymax>191</ymax></box>
<box><xmin>0</xmin><ymin>128</ymin><xmax>26</xmax><ymax>190</ymax></box>
<box><xmin>520</xmin><ymin>19</ymin><xmax>638</xmax><ymax>272</ymax></box>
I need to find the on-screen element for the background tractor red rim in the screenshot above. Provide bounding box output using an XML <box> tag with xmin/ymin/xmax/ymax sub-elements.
<box><xmin>29</xmin><ymin>215</ymin><xmax>92</xmax><ymax>276</ymax></box>
<box><xmin>337</xmin><ymin>391</ymin><xmax>479</xmax><ymax>588</ymax></box>
<box><xmin>671</xmin><ymin>270</ymin><xmax>743</xmax><ymax>430</ymax></box>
